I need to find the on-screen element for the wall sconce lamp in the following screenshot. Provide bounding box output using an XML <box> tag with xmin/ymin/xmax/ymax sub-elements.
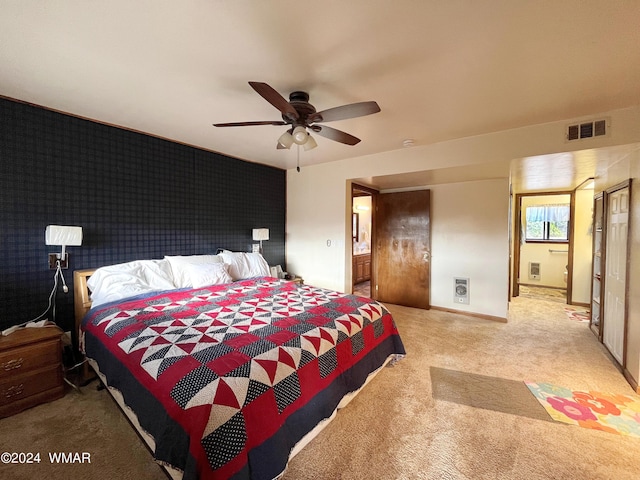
<box><xmin>252</xmin><ymin>228</ymin><xmax>269</xmax><ymax>253</ymax></box>
<box><xmin>45</xmin><ymin>225</ymin><xmax>83</xmax><ymax>269</ymax></box>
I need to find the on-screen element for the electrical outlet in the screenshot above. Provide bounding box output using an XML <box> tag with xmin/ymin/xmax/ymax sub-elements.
<box><xmin>252</xmin><ymin>244</ymin><xmax>260</xmax><ymax>253</ymax></box>
<box><xmin>49</xmin><ymin>253</ymin><xmax>69</xmax><ymax>269</ymax></box>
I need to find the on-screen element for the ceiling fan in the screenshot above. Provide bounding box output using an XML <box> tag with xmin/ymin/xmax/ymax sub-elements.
<box><xmin>213</xmin><ymin>81</ymin><xmax>380</xmax><ymax>151</ymax></box>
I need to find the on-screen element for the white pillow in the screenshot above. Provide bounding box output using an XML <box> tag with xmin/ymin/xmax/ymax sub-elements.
<box><xmin>185</xmin><ymin>262</ymin><xmax>232</xmax><ymax>288</ymax></box>
<box><xmin>244</xmin><ymin>252</ymin><xmax>270</xmax><ymax>277</ymax></box>
<box><xmin>219</xmin><ymin>251</ymin><xmax>270</xmax><ymax>280</ymax></box>
<box><xmin>87</xmin><ymin>259</ymin><xmax>176</xmax><ymax>308</ymax></box>
<box><xmin>164</xmin><ymin>255</ymin><xmax>223</xmax><ymax>288</ymax></box>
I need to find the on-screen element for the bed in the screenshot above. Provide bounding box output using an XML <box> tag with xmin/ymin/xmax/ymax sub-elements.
<box><xmin>74</xmin><ymin>253</ymin><xmax>405</xmax><ymax>480</ymax></box>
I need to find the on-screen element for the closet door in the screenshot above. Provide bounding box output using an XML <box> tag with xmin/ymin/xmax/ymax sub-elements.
<box><xmin>603</xmin><ymin>185</ymin><xmax>630</xmax><ymax>365</ymax></box>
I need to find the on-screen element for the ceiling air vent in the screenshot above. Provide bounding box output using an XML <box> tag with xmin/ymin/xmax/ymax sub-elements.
<box><xmin>566</xmin><ymin>119</ymin><xmax>608</xmax><ymax>141</ymax></box>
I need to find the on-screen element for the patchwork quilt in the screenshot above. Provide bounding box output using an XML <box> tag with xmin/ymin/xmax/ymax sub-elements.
<box><xmin>81</xmin><ymin>277</ymin><xmax>405</xmax><ymax>479</ymax></box>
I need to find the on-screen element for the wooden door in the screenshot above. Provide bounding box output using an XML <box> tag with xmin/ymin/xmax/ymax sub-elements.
<box><xmin>603</xmin><ymin>186</ymin><xmax>630</xmax><ymax>365</ymax></box>
<box><xmin>375</xmin><ymin>190</ymin><xmax>431</xmax><ymax>309</ymax></box>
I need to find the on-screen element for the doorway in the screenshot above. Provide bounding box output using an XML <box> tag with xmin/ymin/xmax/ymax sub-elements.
<box><xmin>352</xmin><ymin>184</ymin><xmax>376</xmax><ymax>297</ymax></box>
<box><xmin>513</xmin><ymin>186</ymin><xmax>594</xmax><ymax>307</ymax></box>
<box><xmin>350</xmin><ymin>184</ymin><xmax>432</xmax><ymax>309</ymax></box>
<box><xmin>513</xmin><ymin>192</ymin><xmax>572</xmax><ymax>303</ymax></box>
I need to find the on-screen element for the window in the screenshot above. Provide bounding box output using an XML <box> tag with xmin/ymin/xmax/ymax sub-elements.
<box><xmin>525</xmin><ymin>204</ymin><xmax>569</xmax><ymax>242</ymax></box>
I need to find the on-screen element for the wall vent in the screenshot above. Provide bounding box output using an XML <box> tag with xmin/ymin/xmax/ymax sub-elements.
<box><xmin>529</xmin><ymin>262</ymin><xmax>541</xmax><ymax>280</ymax></box>
<box><xmin>453</xmin><ymin>277</ymin><xmax>470</xmax><ymax>304</ymax></box>
<box><xmin>566</xmin><ymin>119</ymin><xmax>608</xmax><ymax>141</ymax></box>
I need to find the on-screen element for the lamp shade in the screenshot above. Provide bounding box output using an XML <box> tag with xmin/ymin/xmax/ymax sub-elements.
<box><xmin>292</xmin><ymin>126</ymin><xmax>308</xmax><ymax>145</ymax></box>
<box><xmin>278</xmin><ymin>131</ymin><xmax>294</xmax><ymax>149</ymax></box>
<box><xmin>45</xmin><ymin>225</ymin><xmax>83</xmax><ymax>246</ymax></box>
<box><xmin>252</xmin><ymin>228</ymin><xmax>269</xmax><ymax>241</ymax></box>
<box><xmin>303</xmin><ymin>134</ymin><xmax>317</xmax><ymax>151</ymax></box>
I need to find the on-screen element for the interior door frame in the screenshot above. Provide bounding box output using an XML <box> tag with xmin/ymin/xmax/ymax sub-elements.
<box><xmin>512</xmin><ymin>190</ymin><xmax>574</xmax><ymax>300</ymax></box>
<box><xmin>350</xmin><ymin>182</ymin><xmax>379</xmax><ymax>295</ymax></box>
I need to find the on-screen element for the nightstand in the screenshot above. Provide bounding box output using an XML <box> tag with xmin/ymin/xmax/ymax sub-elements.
<box><xmin>0</xmin><ymin>326</ymin><xmax>64</xmax><ymax>418</ymax></box>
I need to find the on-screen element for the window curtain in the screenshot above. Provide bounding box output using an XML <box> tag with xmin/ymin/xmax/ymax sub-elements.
<box><xmin>526</xmin><ymin>204</ymin><xmax>570</xmax><ymax>223</ymax></box>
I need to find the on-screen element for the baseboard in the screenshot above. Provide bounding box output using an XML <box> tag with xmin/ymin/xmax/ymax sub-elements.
<box><xmin>623</xmin><ymin>368</ymin><xmax>639</xmax><ymax>394</ymax></box>
<box><xmin>430</xmin><ymin>306</ymin><xmax>507</xmax><ymax>323</ymax></box>
<box><xmin>568</xmin><ymin>301</ymin><xmax>590</xmax><ymax>308</ymax></box>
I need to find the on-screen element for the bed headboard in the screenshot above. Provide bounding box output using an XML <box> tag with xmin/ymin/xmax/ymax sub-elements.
<box><xmin>73</xmin><ymin>268</ymin><xmax>96</xmax><ymax>339</ymax></box>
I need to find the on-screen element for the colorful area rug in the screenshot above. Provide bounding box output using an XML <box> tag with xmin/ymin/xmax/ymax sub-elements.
<box><xmin>525</xmin><ymin>381</ymin><xmax>640</xmax><ymax>438</ymax></box>
<box><xmin>563</xmin><ymin>307</ymin><xmax>590</xmax><ymax>322</ymax></box>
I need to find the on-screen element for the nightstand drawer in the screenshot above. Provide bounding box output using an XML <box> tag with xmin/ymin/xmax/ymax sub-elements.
<box><xmin>0</xmin><ymin>364</ymin><xmax>63</xmax><ymax>407</ymax></box>
<box><xmin>0</xmin><ymin>339</ymin><xmax>60</xmax><ymax>380</ymax></box>
<box><xmin>0</xmin><ymin>326</ymin><xmax>64</xmax><ymax>417</ymax></box>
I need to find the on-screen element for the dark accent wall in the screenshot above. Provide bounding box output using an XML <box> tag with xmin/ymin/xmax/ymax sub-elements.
<box><xmin>0</xmin><ymin>97</ymin><xmax>286</xmax><ymax>333</ymax></box>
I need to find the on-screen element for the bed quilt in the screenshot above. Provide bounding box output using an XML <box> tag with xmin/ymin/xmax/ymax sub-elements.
<box><xmin>81</xmin><ymin>277</ymin><xmax>405</xmax><ymax>479</ymax></box>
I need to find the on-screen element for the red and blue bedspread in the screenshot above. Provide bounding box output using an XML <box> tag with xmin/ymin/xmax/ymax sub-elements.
<box><xmin>81</xmin><ymin>277</ymin><xmax>405</xmax><ymax>479</ymax></box>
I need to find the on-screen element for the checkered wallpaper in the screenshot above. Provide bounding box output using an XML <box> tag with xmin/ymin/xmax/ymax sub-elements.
<box><xmin>0</xmin><ymin>97</ymin><xmax>286</xmax><ymax>333</ymax></box>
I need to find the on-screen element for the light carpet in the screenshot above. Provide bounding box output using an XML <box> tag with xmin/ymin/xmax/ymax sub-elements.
<box><xmin>2</xmin><ymin>296</ymin><xmax>640</xmax><ymax>480</ymax></box>
<box><xmin>518</xmin><ymin>285</ymin><xmax>567</xmax><ymax>302</ymax></box>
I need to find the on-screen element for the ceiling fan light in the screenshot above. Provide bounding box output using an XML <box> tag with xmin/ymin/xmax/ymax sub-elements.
<box><xmin>292</xmin><ymin>126</ymin><xmax>309</xmax><ymax>145</ymax></box>
<box><xmin>278</xmin><ymin>131</ymin><xmax>294</xmax><ymax>149</ymax></box>
<box><xmin>303</xmin><ymin>134</ymin><xmax>317</xmax><ymax>151</ymax></box>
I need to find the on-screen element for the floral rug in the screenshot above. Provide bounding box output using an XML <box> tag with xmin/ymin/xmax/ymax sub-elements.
<box><xmin>563</xmin><ymin>307</ymin><xmax>590</xmax><ymax>322</ymax></box>
<box><xmin>525</xmin><ymin>382</ymin><xmax>640</xmax><ymax>437</ymax></box>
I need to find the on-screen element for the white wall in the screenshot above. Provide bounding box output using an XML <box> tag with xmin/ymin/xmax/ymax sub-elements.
<box><xmin>572</xmin><ymin>187</ymin><xmax>595</xmax><ymax>304</ymax></box>
<box><xmin>286</xmin><ymin>106</ymin><xmax>640</xmax><ymax>320</ymax></box>
<box><xmin>519</xmin><ymin>195</ymin><xmax>570</xmax><ymax>288</ymax></box>
<box><xmin>429</xmin><ymin>179</ymin><xmax>509</xmax><ymax>317</ymax></box>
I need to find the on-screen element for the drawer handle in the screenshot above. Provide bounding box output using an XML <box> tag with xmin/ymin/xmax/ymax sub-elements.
<box><xmin>2</xmin><ymin>358</ymin><xmax>24</xmax><ymax>371</ymax></box>
<box><xmin>4</xmin><ymin>384</ymin><xmax>24</xmax><ymax>398</ymax></box>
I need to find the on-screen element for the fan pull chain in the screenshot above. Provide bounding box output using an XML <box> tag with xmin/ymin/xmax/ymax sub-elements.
<box><xmin>296</xmin><ymin>145</ymin><xmax>300</xmax><ymax>172</ymax></box>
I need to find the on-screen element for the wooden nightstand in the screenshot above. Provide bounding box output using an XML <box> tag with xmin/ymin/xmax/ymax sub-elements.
<box><xmin>0</xmin><ymin>326</ymin><xmax>64</xmax><ymax>418</ymax></box>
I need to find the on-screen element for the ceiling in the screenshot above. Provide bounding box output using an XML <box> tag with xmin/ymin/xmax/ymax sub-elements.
<box><xmin>1</xmin><ymin>1</ymin><xmax>639</xmax><ymax>190</ymax></box>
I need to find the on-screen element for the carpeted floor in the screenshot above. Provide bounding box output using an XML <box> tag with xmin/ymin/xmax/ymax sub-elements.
<box><xmin>1</xmin><ymin>295</ymin><xmax>639</xmax><ymax>480</ymax></box>
<box><xmin>518</xmin><ymin>284</ymin><xmax>567</xmax><ymax>302</ymax></box>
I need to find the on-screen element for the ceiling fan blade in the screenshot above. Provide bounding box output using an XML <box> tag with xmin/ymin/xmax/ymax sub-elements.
<box><xmin>213</xmin><ymin>120</ymin><xmax>287</xmax><ymax>127</ymax></box>
<box><xmin>310</xmin><ymin>125</ymin><xmax>361</xmax><ymax>145</ymax></box>
<box><xmin>249</xmin><ymin>81</ymin><xmax>299</xmax><ymax>121</ymax></box>
<box><xmin>308</xmin><ymin>101</ymin><xmax>380</xmax><ymax>124</ymax></box>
